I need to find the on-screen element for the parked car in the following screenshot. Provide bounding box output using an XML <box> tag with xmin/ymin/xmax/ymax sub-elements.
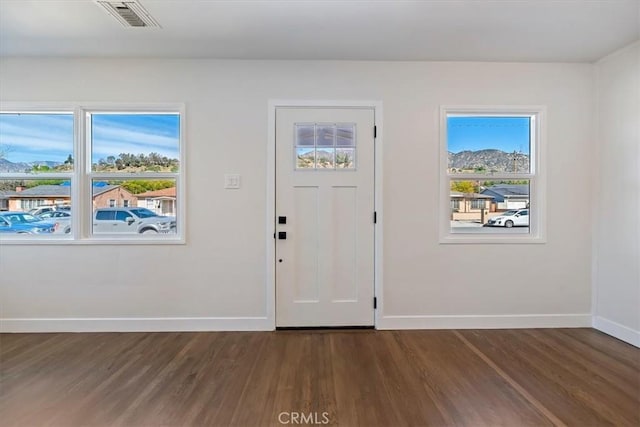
<box><xmin>28</xmin><ymin>205</ymin><xmax>71</xmax><ymax>216</ymax></box>
<box><xmin>93</xmin><ymin>207</ymin><xmax>176</xmax><ymax>234</ymax></box>
<box><xmin>0</xmin><ymin>212</ymin><xmax>56</xmax><ymax>234</ymax></box>
<box><xmin>38</xmin><ymin>210</ymin><xmax>72</xmax><ymax>234</ymax></box>
<box><xmin>485</xmin><ymin>209</ymin><xmax>529</xmax><ymax>228</ymax></box>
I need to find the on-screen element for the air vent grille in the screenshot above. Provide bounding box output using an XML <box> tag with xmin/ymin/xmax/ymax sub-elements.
<box><xmin>96</xmin><ymin>1</ymin><xmax>161</xmax><ymax>28</ymax></box>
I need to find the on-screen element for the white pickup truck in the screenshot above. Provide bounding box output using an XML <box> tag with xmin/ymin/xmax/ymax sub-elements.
<box><xmin>93</xmin><ymin>207</ymin><xmax>176</xmax><ymax>234</ymax></box>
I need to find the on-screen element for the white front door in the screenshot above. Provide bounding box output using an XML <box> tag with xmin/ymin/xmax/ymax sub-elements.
<box><xmin>275</xmin><ymin>107</ymin><xmax>376</xmax><ymax>327</ymax></box>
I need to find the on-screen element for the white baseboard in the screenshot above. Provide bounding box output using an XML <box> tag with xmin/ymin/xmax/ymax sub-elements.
<box><xmin>377</xmin><ymin>314</ymin><xmax>592</xmax><ymax>330</ymax></box>
<box><xmin>1</xmin><ymin>314</ymin><xmax>597</xmax><ymax>333</ymax></box>
<box><xmin>0</xmin><ymin>317</ymin><xmax>274</xmax><ymax>333</ymax></box>
<box><xmin>593</xmin><ymin>316</ymin><xmax>640</xmax><ymax>347</ymax></box>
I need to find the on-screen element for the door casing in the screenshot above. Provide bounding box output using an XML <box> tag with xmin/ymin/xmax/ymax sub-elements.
<box><xmin>266</xmin><ymin>100</ymin><xmax>384</xmax><ymax>330</ymax></box>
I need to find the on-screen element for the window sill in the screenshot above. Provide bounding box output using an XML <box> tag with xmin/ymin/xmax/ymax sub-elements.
<box><xmin>0</xmin><ymin>236</ymin><xmax>186</xmax><ymax>245</ymax></box>
<box><xmin>439</xmin><ymin>235</ymin><xmax>546</xmax><ymax>245</ymax></box>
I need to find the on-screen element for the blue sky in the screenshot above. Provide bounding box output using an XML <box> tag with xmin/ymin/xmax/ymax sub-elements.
<box><xmin>0</xmin><ymin>114</ymin><xmax>73</xmax><ymax>163</ymax></box>
<box><xmin>447</xmin><ymin>117</ymin><xmax>530</xmax><ymax>154</ymax></box>
<box><xmin>0</xmin><ymin>113</ymin><xmax>180</xmax><ymax>164</ymax></box>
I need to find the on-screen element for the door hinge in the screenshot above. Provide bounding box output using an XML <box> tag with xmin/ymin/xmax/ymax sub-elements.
<box><xmin>374</xmin><ymin>211</ymin><xmax>377</xmax><ymax>224</ymax></box>
<box><xmin>374</xmin><ymin>297</ymin><xmax>377</xmax><ymax>309</ymax></box>
<box><xmin>373</xmin><ymin>125</ymin><xmax>377</xmax><ymax>138</ymax></box>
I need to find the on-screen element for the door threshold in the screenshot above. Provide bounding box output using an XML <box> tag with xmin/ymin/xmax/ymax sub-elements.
<box><xmin>276</xmin><ymin>325</ymin><xmax>374</xmax><ymax>331</ymax></box>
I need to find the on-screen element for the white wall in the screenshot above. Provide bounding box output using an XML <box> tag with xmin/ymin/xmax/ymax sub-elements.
<box><xmin>593</xmin><ymin>42</ymin><xmax>640</xmax><ymax>347</ymax></box>
<box><xmin>0</xmin><ymin>59</ymin><xmax>594</xmax><ymax>331</ymax></box>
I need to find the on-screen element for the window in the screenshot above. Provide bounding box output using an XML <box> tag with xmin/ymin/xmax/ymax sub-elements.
<box><xmin>88</xmin><ymin>111</ymin><xmax>181</xmax><ymax>239</ymax></box>
<box><xmin>114</xmin><ymin>211</ymin><xmax>130</xmax><ymax>222</ymax></box>
<box><xmin>0</xmin><ymin>112</ymin><xmax>74</xmax><ymax>239</ymax></box>
<box><xmin>0</xmin><ymin>105</ymin><xmax>184</xmax><ymax>243</ymax></box>
<box><xmin>440</xmin><ymin>107</ymin><xmax>545</xmax><ymax>243</ymax></box>
<box><xmin>295</xmin><ymin>123</ymin><xmax>356</xmax><ymax>170</ymax></box>
<box><xmin>95</xmin><ymin>210</ymin><xmax>114</xmax><ymax>221</ymax></box>
<box><xmin>470</xmin><ymin>199</ymin><xmax>486</xmax><ymax>210</ymax></box>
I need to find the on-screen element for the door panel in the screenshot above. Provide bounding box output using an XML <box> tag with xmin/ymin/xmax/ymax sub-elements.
<box><xmin>276</xmin><ymin>108</ymin><xmax>375</xmax><ymax>327</ymax></box>
<box><xmin>331</xmin><ymin>186</ymin><xmax>357</xmax><ymax>302</ymax></box>
<box><xmin>293</xmin><ymin>186</ymin><xmax>320</xmax><ymax>302</ymax></box>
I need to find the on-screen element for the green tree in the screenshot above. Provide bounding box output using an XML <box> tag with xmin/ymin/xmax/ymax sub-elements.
<box><xmin>450</xmin><ymin>181</ymin><xmax>478</xmax><ymax>193</ymax></box>
<box><xmin>31</xmin><ymin>164</ymin><xmax>51</xmax><ymax>173</ymax></box>
<box><xmin>118</xmin><ymin>180</ymin><xmax>175</xmax><ymax>194</ymax></box>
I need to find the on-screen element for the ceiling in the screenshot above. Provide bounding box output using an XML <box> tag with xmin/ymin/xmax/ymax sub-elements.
<box><xmin>0</xmin><ymin>0</ymin><xmax>638</xmax><ymax>62</ymax></box>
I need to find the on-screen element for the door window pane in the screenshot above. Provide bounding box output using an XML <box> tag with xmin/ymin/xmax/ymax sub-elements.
<box><xmin>316</xmin><ymin>148</ymin><xmax>335</xmax><ymax>168</ymax></box>
<box><xmin>316</xmin><ymin>125</ymin><xmax>335</xmax><ymax>147</ymax></box>
<box><xmin>295</xmin><ymin>124</ymin><xmax>315</xmax><ymax>146</ymax></box>
<box><xmin>296</xmin><ymin>147</ymin><xmax>315</xmax><ymax>169</ymax></box>
<box><xmin>336</xmin><ymin>148</ymin><xmax>355</xmax><ymax>169</ymax></box>
<box><xmin>294</xmin><ymin>123</ymin><xmax>356</xmax><ymax>170</ymax></box>
<box><xmin>336</xmin><ymin>125</ymin><xmax>355</xmax><ymax>147</ymax></box>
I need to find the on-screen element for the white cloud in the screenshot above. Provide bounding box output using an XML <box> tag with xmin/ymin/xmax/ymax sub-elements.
<box><xmin>92</xmin><ymin>124</ymin><xmax>178</xmax><ymax>150</ymax></box>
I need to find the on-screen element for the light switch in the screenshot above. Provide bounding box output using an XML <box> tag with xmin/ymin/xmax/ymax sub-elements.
<box><xmin>224</xmin><ymin>174</ymin><xmax>241</xmax><ymax>189</ymax></box>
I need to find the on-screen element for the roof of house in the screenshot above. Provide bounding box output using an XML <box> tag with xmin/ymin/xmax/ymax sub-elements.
<box><xmin>0</xmin><ymin>190</ymin><xmax>17</xmax><ymax>199</ymax></box>
<box><xmin>136</xmin><ymin>187</ymin><xmax>176</xmax><ymax>199</ymax></box>
<box><xmin>450</xmin><ymin>191</ymin><xmax>494</xmax><ymax>199</ymax></box>
<box><xmin>93</xmin><ymin>185</ymin><xmax>123</xmax><ymax>197</ymax></box>
<box><xmin>480</xmin><ymin>184</ymin><xmax>529</xmax><ymax>198</ymax></box>
<box><xmin>8</xmin><ymin>184</ymin><xmax>122</xmax><ymax>198</ymax></box>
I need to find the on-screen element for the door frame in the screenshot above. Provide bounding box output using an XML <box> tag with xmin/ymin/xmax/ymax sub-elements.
<box><xmin>266</xmin><ymin>100</ymin><xmax>384</xmax><ymax>330</ymax></box>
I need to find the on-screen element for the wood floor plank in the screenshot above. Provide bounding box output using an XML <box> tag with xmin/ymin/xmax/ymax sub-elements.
<box><xmin>368</xmin><ymin>331</ymin><xmax>451</xmax><ymax>426</ymax></box>
<box><xmin>557</xmin><ymin>328</ymin><xmax>640</xmax><ymax>369</ymax></box>
<box><xmin>1</xmin><ymin>328</ymin><xmax>638</xmax><ymax>426</ymax></box>
<box><xmin>524</xmin><ymin>329</ymin><xmax>639</xmax><ymax>409</ymax></box>
<box><xmin>329</xmin><ymin>330</ymin><xmax>404</xmax><ymax>426</ymax></box>
<box><xmin>400</xmin><ymin>330</ymin><xmax>553</xmax><ymax>426</ymax></box>
<box><xmin>459</xmin><ymin>329</ymin><xmax>640</xmax><ymax>427</ymax></box>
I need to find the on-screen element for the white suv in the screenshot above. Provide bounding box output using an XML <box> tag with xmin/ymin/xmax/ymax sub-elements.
<box><xmin>486</xmin><ymin>209</ymin><xmax>529</xmax><ymax>228</ymax></box>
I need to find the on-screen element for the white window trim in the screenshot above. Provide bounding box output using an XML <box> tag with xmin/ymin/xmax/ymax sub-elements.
<box><xmin>439</xmin><ymin>105</ymin><xmax>546</xmax><ymax>244</ymax></box>
<box><xmin>0</xmin><ymin>102</ymin><xmax>186</xmax><ymax>245</ymax></box>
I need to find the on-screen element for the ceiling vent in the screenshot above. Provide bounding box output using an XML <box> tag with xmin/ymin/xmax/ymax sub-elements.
<box><xmin>96</xmin><ymin>1</ymin><xmax>161</xmax><ymax>28</ymax></box>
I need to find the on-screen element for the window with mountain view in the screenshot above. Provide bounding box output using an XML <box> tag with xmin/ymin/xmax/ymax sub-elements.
<box><xmin>88</xmin><ymin>112</ymin><xmax>181</xmax><ymax>239</ymax></box>
<box><xmin>441</xmin><ymin>108</ymin><xmax>544</xmax><ymax>242</ymax></box>
<box><xmin>0</xmin><ymin>112</ymin><xmax>75</xmax><ymax>238</ymax></box>
<box><xmin>0</xmin><ymin>106</ymin><xmax>183</xmax><ymax>242</ymax></box>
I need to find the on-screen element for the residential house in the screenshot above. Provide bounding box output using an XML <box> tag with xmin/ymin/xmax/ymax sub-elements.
<box><xmin>481</xmin><ymin>184</ymin><xmax>529</xmax><ymax>210</ymax></box>
<box><xmin>135</xmin><ymin>187</ymin><xmax>176</xmax><ymax>216</ymax></box>
<box><xmin>450</xmin><ymin>191</ymin><xmax>494</xmax><ymax>223</ymax></box>
<box><xmin>0</xmin><ymin>190</ymin><xmax>15</xmax><ymax>211</ymax></box>
<box><xmin>91</xmin><ymin>185</ymin><xmax>137</xmax><ymax>209</ymax></box>
<box><xmin>6</xmin><ymin>184</ymin><xmax>137</xmax><ymax>211</ymax></box>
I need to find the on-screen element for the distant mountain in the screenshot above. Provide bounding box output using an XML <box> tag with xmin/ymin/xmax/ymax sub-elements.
<box><xmin>448</xmin><ymin>149</ymin><xmax>529</xmax><ymax>173</ymax></box>
<box><xmin>0</xmin><ymin>159</ymin><xmax>62</xmax><ymax>173</ymax></box>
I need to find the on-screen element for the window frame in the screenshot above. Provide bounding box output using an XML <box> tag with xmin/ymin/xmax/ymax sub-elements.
<box><xmin>0</xmin><ymin>103</ymin><xmax>185</xmax><ymax>245</ymax></box>
<box><xmin>439</xmin><ymin>105</ymin><xmax>546</xmax><ymax>244</ymax></box>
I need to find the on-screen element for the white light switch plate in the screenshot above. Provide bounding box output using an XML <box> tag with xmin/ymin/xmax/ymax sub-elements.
<box><xmin>224</xmin><ymin>174</ymin><xmax>241</xmax><ymax>189</ymax></box>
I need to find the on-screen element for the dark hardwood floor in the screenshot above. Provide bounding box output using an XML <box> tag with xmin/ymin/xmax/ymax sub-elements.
<box><xmin>1</xmin><ymin>329</ymin><xmax>638</xmax><ymax>426</ymax></box>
